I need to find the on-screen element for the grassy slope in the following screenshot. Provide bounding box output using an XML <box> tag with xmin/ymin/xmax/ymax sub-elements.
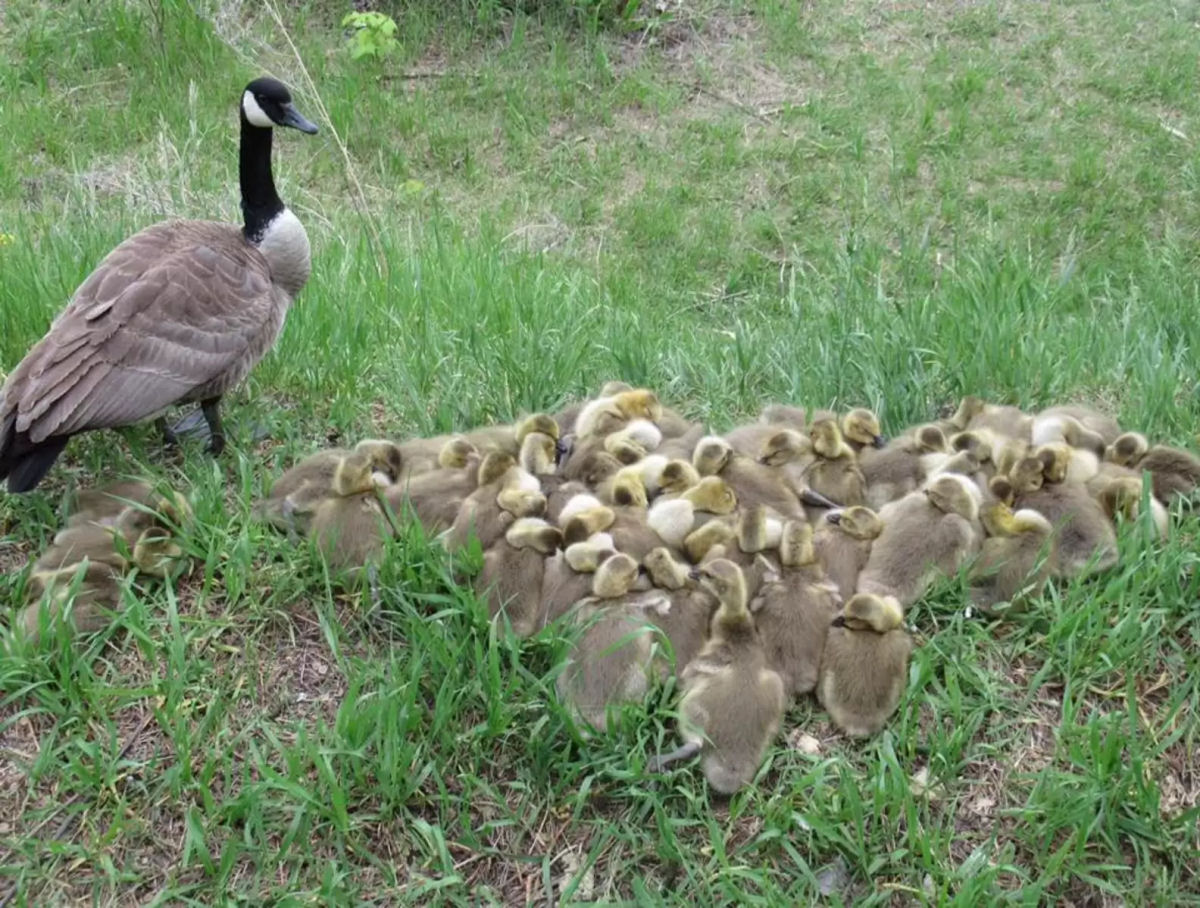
<box><xmin>1</xmin><ymin>0</ymin><xmax>1198</xmax><ymax>902</ymax></box>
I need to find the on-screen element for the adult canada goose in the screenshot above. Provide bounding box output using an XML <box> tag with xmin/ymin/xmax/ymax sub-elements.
<box><xmin>0</xmin><ymin>77</ymin><xmax>318</xmax><ymax>492</ymax></box>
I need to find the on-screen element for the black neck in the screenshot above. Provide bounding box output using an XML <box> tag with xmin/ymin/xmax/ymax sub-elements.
<box><xmin>239</xmin><ymin>115</ymin><xmax>283</xmax><ymax>242</ymax></box>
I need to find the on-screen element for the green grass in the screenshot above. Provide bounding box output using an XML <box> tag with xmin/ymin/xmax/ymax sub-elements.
<box><xmin>2</xmin><ymin>0</ymin><xmax>1199</xmax><ymax>902</ymax></box>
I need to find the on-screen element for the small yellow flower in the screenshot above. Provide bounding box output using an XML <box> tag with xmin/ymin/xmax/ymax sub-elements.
<box><xmin>0</xmin><ymin>233</ymin><xmax>14</xmax><ymax>246</ymax></box>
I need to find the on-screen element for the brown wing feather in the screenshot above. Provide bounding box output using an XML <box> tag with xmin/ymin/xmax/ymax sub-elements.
<box><xmin>4</xmin><ymin>220</ymin><xmax>282</xmax><ymax>443</ymax></box>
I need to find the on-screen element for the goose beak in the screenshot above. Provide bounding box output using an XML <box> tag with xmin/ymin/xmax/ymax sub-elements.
<box><xmin>801</xmin><ymin>488</ymin><xmax>841</xmax><ymax>510</ymax></box>
<box><xmin>279</xmin><ymin>103</ymin><xmax>319</xmax><ymax>135</ymax></box>
<box><xmin>873</xmin><ymin>434</ymin><xmax>888</xmax><ymax>449</ymax></box>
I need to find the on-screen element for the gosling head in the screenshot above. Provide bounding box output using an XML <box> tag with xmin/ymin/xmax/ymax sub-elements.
<box><xmin>576</xmin><ymin>451</ymin><xmax>624</xmax><ymax>486</ymax></box>
<box><xmin>332</xmin><ymin>452</ymin><xmax>378</xmax><ymax>497</ymax></box>
<box><xmin>842</xmin><ymin>408</ymin><xmax>886</xmax><ymax>449</ymax></box>
<box><xmin>557</xmin><ymin>493</ymin><xmax>605</xmax><ymax>525</ymax></box>
<box><xmin>778</xmin><ymin>520</ymin><xmax>816</xmax><ymax>568</ymax></box>
<box><xmin>988</xmin><ymin>475</ymin><xmax>1015</xmax><ymax>506</ymax></box>
<box><xmin>694</xmin><ymin>557</ymin><xmax>749</xmax><ymax>617</ymax></box>
<box><xmin>1036</xmin><ymin>443</ymin><xmax>1071</xmax><ymax>484</ymax></box>
<box><xmin>950</xmin><ymin>430</ymin><xmax>992</xmax><ymax>461</ymax></box>
<box><xmin>682</xmin><ymin>476</ymin><xmax>737</xmax><ymax>514</ymax></box>
<box><xmin>354</xmin><ymin>439</ymin><xmax>405</xmax><ymax>484</ymax></box>
<box><xmin>980</xmin><ymin>501</ymin><xmax>1052</xmax><ymax>538</ymax></box>
<box><xmin>683</xmin><ymin>519</ymin><xmax>736</xmax><ymax>564</ymax></box>
<box><xmin>1098</xmin><ymin>476</ymin><xmax>1147</xmax><ymax>523</ymax></box>
<box><xmin>592</xmin><ymin>552</ymin><xmax>641</xmax><ymax>598</ymax></box>
<box><xmin>515</xmin><ymin>413</ymin><xmax>560</xmax><ymax>444</ymax></box>
<box><xmin>613</xmin><ymin>389</ymin><xmax>663</xmax><ymax>423</ymax></box>
<box><xmin>118</xmin><ymin>486</ymin><xmax>193</xmax><ymax>535</ymax></box>
<box><xmin>758</xmin><ymin>429</ymin><xmax>811</xmax><ymax>466</ymax></box>
<box><xmin>131</xmin><ymin>527</ymin><xmax>186</xmax><ymax>579</ymax></box>
<box><xmin>605</xmin><ymin>436</ymin><xmax>649</xmax><ymax>465</ymax></box>
<box><xmin>1107</xmin><ymin>432</ymin><xmax>1149</xmax><ymax>467</ymax></box>
<box><xmin>438</xmin><ymin>436</ymin><xmax>479</xmax><ymax>470</ymax></box>
<box><xmin>735</xmin><ymin>505</ymin><xmax>772</xmax><ymax>554</ymax></box>
<box><xmin>505</xmin><ymin>517</ymin><xmax>563</xmax><ymax>555</ymax></box>
<box><xmin>659</xmin><ymin>459</ymin><xmax>701</xmax><ymax>495</ymax></box>
<box><xmin>642</xmin><ymin>547</ymin><xmax>691</xmax><ymax>590</ymax></box>
<box><xmin>951</xmin><ymin>395</ymin><xmax>987</xmax><ymax>429</ymax></box>
<box><xmin>519</xmin><ymin>431</ymin><xmax>558</xmax><ymax>475</ymax></box>
<box><xmin>477</xmin><ymin>452</ymin><xmax>518</xmax><ymax>486</ymax></box>
<box><xmin>610</xmin><ymin>474</ymin><xmax>649</xmax><ymax>509</ymax></box>
<box><xmin>916</xmin><ymin>425</ymin><xmax>949</xmax><ymax>453</ymax></box>
<box><xmin>563</xmin><ymin>505</ymin><xmax>617</xmax><ymax>546</ymax></box>
<box><xmin>810</xmin><ymin>418</ymin><xmax>853</xmax><ymax>460</ymax></box>
<box><xmin>1008</xmin><ymin>455</ymin><xmax>1046</xmax><ymax>495</ymax></box>
<box><xmin>692</xmin><ymin>436</ymin><xmax>733</xmax><ymax>476</ymax></box>
<box><xmin>826</xmin><ymin>505</ymin><xmax>883</xmax><ymax>541</ymax></box>
<box><xmin>925</xmin><ymin>474</ymin><xmax>980</xmax><ymax>521</ymax></box>
<box><xmin>564</xmin><ymin>535</ymin><xmax>617</xmax><ymax>572</ymax></box>
<box><xmin>496</xmin><ymin>487</ymin><xmax>547</xmax><ymax>518</ymax></box>
<box><xmin>837</xmin><ymin>593</ymin><xmax>904</xmax><ymax>633</ymax></box>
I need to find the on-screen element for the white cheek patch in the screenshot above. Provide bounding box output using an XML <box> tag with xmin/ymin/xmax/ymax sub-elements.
<box><xmin>242</xmin><ymin>91</ymin><xmax>274</xmax><ymax>128</ymax></box>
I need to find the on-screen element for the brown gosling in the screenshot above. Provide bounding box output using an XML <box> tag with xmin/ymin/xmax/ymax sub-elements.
<box><xmin>1033</xmin><ymin>405</ymin><xmax>1120</xmax><ymax>452</ymax></box>
<box><xmin>812</xmin><ymin>505</ymin><xmax>884</xmax><ymax>603</ymax></box>
<box><xmin>1107</xmin><ymin>432</ymin><xmax>1200</xmax><ymax>504</ymax></box>
<box><xmin>950</xmin><ymin>395</ymin><xmax>1032</xmax><ymax>438</ymax></box>
<box><xmin>856</xmin><ymin>474</ymin><xmax>982</xmax><ymax>608</ymax></box>
<box><xmin>858</xmin><ymin>424</ymin><xmax>948</xmax><ymax>509</ymax></box>
<box><xmin>694</xmin><ymin>435</ymin><xmax>836</xmax><ymax>519</ymax></box>
<box><xmin>442</xmin><ymin>452</ymin><xmax>541</xmax><ymax>551</ymax></box>
<box><xmin>1012</xmin><ymin>470</ymin><xmax>1118</xmax><ymax>580</ymax></box>
<box><xmin>1096</xmin><ymin>475</ymin><xmax>1169</xmax><ymax>541</ymax></box>
<box><xmin>574</xmin><ymin>389</ymin><xmax>663</xmax><ymax>440</ymax></box>
<box><xmin>476</xmin><ymin>517</ymin><xmax>563</xmax><ymax>638</ymax></box>
<box><xmin>556</xmin><ymin>553</ymin><xmax>664</xmax><ymax>732</ymax></box>
<box><xmin>309</xmin><ymin>451</ymin><xmax>397</xmax><ymax>573</ymax></box>
<box><xmin>539</xmin><ymin>533</ymin><xmax>618</xmax><ymax>628</ymax></box>
<box><xmin>648</xmin><ymin>558</ymin><xmax>786</xmax><ymax>795</ymax></box>
<box><xmin>817</xmin><ymin>593</ymin><xmax>912</xmax><ymax>738</ymax></box>
<box><xmin>803</xmin><ymin>418</ymin><xmax>867</xmax><ymax>507</ymax></box>
<box><xmin>969</xmin><ymin>502</ymin><xmax>1056</xmax><ymax>609</ymax></box>
<box><xmin>640</xmin><ymin>547</ymin><xmax>717</xmax><ymax>678</ymax></box>
<box><xmin>750</xmin><ymin>521</ymin><xmax>841</xmax><ymax>697</ymax></box>
<box><xmin>1035</xmin><ymin>441</ymin><xmax>1099</xmax><ymax>485</ymax></box>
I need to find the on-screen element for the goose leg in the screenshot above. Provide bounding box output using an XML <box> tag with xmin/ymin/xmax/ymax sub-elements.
<box><xmin>167</xmin><ymin>404</ymin><xmax>215</xmax><ymax>447</ymax></box>
<box><xmin>156</xmin><ymin>417</ymin><xmax>179</xmax><ymax>447</ymax></box>
<box><xmin>200</xmin><ymin>397</ymin><xmax>225</xmax><ymax>456</ymax></box>
<box><xmin>647</xmin><ymin>739</ymin><xmax>702</xmax><ymax>772</ymax></box>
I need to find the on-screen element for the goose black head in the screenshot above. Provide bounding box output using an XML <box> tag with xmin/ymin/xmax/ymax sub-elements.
<box><xmin>241</xmin><ymin>77</ymin><xmax>319</xmax><ymax>134</ymax></box>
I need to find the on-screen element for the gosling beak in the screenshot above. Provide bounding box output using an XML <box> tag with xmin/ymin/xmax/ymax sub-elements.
<box><xmin>826</xmin><ymin>511</ymin><xmax>843</xmax><ymax>525</ymax></box>
<box><xmin>801</xmin><ymin>488</ymin><xmax>841</xmax><ymax>510</ymax></box>
<box><xmin>555</xmin><ymin>435</ymin><xmax>574</xmax><ymax>468</ymax></box>
<box><xmin>687</xmin><ymin>567</ymin><xmax>702</xmax><ymax>582</ymax></box>
<box><xmin>830</xmin><ymin>615</ymin><xmax>847</xmax><ymax>628</ymax></box>
<box><xmin>278</xmin><ymin>103</ymin><xmax>319</xmax><ymax>135</ymax></box>
<box><xmin>873</xmin><ymin>435</ymin><xmax>888</xmax><ymax>449</ymax></box>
